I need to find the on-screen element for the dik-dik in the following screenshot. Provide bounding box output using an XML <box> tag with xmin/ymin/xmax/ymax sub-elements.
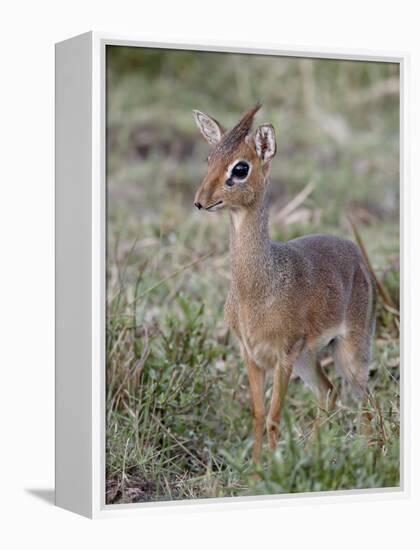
<box><xmin>193</xmin><ymin>104</ymin><xmax>377</xmax><ymax>463</ymax></box>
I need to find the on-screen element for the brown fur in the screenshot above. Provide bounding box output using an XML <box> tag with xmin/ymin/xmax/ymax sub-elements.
<box><xmin>211</xmin><ymin>103</ymin><xmax>261</xmax><ymax>161</ymax></box>
<box><xmin>193</xmin><ymin>105</ymin><xmax>377</xmax><ymax>462</ymax></box>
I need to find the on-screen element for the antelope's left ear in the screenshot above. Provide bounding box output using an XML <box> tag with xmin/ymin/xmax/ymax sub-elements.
<box><xmin>254</xmin><ymin>124</ymin><xmax>276</xmax><ymax>163</ymax></box>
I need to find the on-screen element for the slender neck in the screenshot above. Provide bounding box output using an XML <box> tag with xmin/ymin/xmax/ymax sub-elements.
<box><xmin>229</xmin><ymin>191</ymin><xmax>273</xmax><ymax>293</ymax></box>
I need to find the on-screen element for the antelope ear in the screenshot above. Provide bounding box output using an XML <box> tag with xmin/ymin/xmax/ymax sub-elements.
<box><xmin>193</xmin><ymin>110</ymin><xmax>225</xmax><ymax>145</ymax></box>
<box><xmin>254</xmin><ymin>124</ymin><xmax>276</xmax><ymax>163</ymax></box>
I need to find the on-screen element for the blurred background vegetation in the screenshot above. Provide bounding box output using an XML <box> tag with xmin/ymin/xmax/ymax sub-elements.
<box><xmin>106</xmin><ymin>46</ymin><xmax>400</xmax><ymax>504</ymax></box>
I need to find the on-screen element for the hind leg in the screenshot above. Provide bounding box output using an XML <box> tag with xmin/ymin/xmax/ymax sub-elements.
<box><xmin>294</xmin><ymin>351</ymin><xmax>337</xmax><ymax>411</ymax></box>
<box><xmin>333</xmin><ymin>335</ymin><xmax>370</xmax><ymax>398</ymax></box>
<box><xmin>333</xmin><ymin>332</ymin><xmax>373</xmax><ymax>435</ymax></box>
<box><xmin>335</xmin><ymin>264</ymin><xmax>376</xmax><ymax>431</ymax></box>
<box><xmin>290</xmin><ymin>351</ymin><xmax>337</xmax><ymax>449</ymax></box>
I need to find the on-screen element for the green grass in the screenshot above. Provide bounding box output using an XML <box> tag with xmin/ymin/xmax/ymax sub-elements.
<box><xmin>105</xmin><ymin>219</ymin><xmax>399</xmax><ymax>504</ymax></box>
<box><xmin>105</xmin><ymin>48</ymin><xmax>400</xmax><ymax>504</ymax></box>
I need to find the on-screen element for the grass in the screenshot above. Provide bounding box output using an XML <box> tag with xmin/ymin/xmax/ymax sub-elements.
<box><xmin>105</xmin><ymin>48</ymin><xmax>400</xmax><ymax>504</ymax></box>
<box><xmin>105</xmin><ymin>216</ymin><xmax>400</xmax><ymax>504</ymax></box>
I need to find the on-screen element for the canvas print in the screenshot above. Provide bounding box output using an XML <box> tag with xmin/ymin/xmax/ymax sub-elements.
<box><xmin>105</xmin><ymin>46</ymin><xmax>400</xmax><ymax>504</ymax></box>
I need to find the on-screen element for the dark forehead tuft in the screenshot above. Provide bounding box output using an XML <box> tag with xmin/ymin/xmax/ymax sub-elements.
<box><xmin>210</xmin><ymin>103</ymin><xmax>261</xmax><ymax>160</ymax></box>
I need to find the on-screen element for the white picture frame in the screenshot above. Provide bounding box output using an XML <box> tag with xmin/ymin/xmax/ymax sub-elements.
<box><xmin>55</xmin><ymin>31</ymin><xmax>409</xmax><ymax>519</ymax></box>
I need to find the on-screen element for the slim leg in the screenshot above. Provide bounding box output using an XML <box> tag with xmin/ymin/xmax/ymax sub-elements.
<box><xmin>333</xmin><ymin>334</ymin><xmax>373</xmax><ymax>437</ymax></box>
<box><xmin>294</xmin><ymin>351</ymin><xmax>337</xmax><ymax>411</ymax></box>
<box><xmin>314</xmin><ymin>358</ymin><xmax>337</xmax><ymax>411</ymax></box>
<box><xmin>361</xmin><ymin>392</ymin><xmax>374</xmax><ymax>438</ymax></box>
<box><xmin>244</xmin><ymin>354</ymin><xmax>265</xmax><ymax>463</ymax></box>
<box><xmin>266</xmin><ymin>359</ymin><xmax>293</xmax><ymax>451</ymax></box>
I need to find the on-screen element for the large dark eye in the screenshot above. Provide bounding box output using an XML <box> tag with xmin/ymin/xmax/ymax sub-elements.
<box><xmin>231</xmin><ymin>161</ymin><xmax>249</xmax><ymax>179</ymax></box>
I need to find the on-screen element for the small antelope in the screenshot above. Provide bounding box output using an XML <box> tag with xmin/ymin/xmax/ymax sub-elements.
<box><xmin>193</xmin><ymin>104</ymin><xmax>376</xmax><ymax>463</ymax></box>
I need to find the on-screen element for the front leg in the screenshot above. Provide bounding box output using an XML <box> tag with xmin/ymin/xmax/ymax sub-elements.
<box><xmin>243</xmin><ymin>351</ymin><xmax>265</xmax><ymax>464</ymax></box>
<box><xmin>266</xmin><ymin>359</ymin><xmax>293</xmax><ymax>450</ymax></box>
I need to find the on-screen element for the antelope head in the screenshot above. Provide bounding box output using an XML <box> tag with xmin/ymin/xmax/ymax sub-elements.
<box><xmin>193</xmin><ymin>104</ymin><xmax>276</xmax><ymax>212</ymax></box>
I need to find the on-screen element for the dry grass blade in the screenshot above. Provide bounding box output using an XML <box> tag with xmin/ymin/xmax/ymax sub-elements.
<box><xmin>109</xmin><ymin>332</ymin><xmax>150</xmax><ymax>414</ymax></box>
<box><xmin>274</xmin><ymin>180</ymin><xmax>316</xmax><ymax>224</ymax></box>
<box><xmin>130</xmin><ymin>249</ymin><xmax>215</xmax><ymax>306</ymax></box>
<box><xmin>383</xmin><ymin>303</ymin><xmax>400</xmax><ymax>317</ymax></box>
<box><xmin>347</xmin><ymin>215</ymin><xmax>396</xmax><ymax>310</ymax></box>
<box><xmin>151</xmin><ymin>413</ymin><xmax>209</xmax><ymax>470</ymax></box>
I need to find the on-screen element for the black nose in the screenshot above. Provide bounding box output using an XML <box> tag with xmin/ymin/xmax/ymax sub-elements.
<box><xmin>194</xmin><ymin>202</ymin><xmax>203</xmax><ymax>210</ymax></box>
